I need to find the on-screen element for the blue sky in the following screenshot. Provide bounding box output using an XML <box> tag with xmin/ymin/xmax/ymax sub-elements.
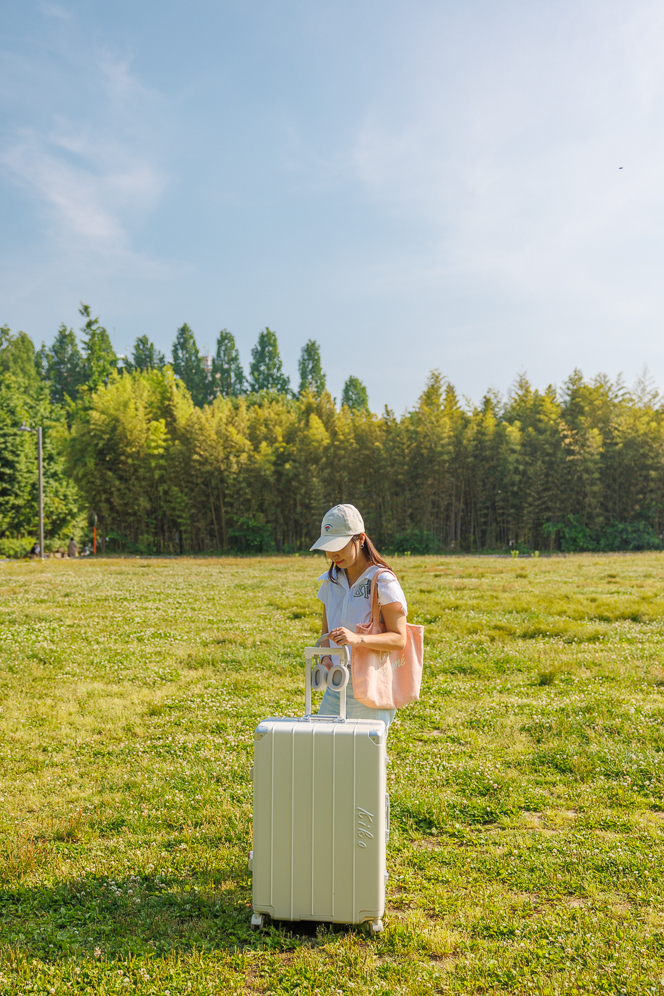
<box><xmin>2</xmin><ymin>0</ymin><xmax>664</xmax><ymax>411</ymax></box>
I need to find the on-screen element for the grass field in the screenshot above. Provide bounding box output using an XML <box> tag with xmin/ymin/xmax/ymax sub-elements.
<box><xmin>2</xmin><ymin>553</ymin><xmax>664</xmax><ymax>995</ymax></box>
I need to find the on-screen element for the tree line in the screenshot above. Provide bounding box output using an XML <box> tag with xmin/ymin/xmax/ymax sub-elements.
<box><xmin>1</xmin><ymin>304</ymin><xmax>664</xmax><ymax>556</ymax></box>
<box><xmin>35</xmin><ymin>307</ymin><xmax>368</xmax><ymax>411</ymax></box>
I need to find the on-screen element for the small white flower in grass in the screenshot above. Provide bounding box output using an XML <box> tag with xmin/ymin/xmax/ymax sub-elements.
<box><xmin>94</xmin><ymin>947</ymin><xmax>101</xmax><ymax>958</ymax></box>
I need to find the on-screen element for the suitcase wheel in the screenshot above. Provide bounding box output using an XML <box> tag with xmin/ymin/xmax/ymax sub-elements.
<box><xmin>251</xmin><ymin>913</ymin><xmax>266</xmax><ymax>930</ymax></box>
<box><xmin>367</xmin><ymin>919</ymin><xmax>384</xmax><ymax>937</ymax></box>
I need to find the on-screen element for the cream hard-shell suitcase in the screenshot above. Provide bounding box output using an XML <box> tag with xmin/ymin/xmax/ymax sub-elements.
<box><xmin>249</xmin><ymin>645</ymin><xmax>389</xmax><ymax>934</ymax></box>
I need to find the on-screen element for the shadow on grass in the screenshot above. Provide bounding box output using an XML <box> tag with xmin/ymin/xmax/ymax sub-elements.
<box><xmin>0</xmin><ymin>871</ymin><xmax>282</xmax><ymax>960</ymax></box>
<box><xmin>0</xmin><ymin>872</ymin><xmax>365</xmax><ymax>962</ymax></box>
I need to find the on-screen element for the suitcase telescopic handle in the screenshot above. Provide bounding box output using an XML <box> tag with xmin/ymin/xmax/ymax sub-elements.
<box><xmin>304</xmin><ymin>638</ymin><xmax>351</xmax><ymax>719</ymax></box>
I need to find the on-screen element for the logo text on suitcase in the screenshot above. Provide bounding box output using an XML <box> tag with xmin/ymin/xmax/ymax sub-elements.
<box><xmin>357</xmin><ymin>806</ymin><xmax>374</xmax><ymax>847</ymax></box>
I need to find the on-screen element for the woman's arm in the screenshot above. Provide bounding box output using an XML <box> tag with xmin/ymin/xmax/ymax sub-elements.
<box><xmin>329</xmin><ymin>601</ymin><xmax>407</xmax><ymax>653</ymax></box>
<box><xmin>319</xmin><ymin>608</ymin><xmax>333</xmax><ymax>667</ymax></box>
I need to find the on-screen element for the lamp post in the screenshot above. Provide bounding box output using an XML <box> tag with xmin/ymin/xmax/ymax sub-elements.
<box><xmin>18</xmin><ymin>423</ymin><xmax>44</xmax><ymax>561</ymax></box>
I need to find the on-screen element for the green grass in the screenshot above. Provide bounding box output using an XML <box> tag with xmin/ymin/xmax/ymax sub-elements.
<box><xmin>2</xmin><ymin>552</ymin><xmax>664</xmax><ymax>994</ymax></box>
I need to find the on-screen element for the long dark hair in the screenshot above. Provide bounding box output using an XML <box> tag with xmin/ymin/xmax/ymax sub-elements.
<box><xmin>327</xmin><ymin>533</ymin><xmax>392</xmax><ymax>583</ymax></box>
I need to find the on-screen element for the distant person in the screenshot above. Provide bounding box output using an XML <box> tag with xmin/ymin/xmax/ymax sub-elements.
<box><xmin>29</xmin><ymin>542</ymin><xmax>40</xmax><ymax>558</ymax></box>
<box><xmin>67</xmin><ymin>537</ymin><xmax>79</xmax><ymax>558</ymax></box>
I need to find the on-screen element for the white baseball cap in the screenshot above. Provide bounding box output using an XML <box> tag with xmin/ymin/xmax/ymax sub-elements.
<box><xmin>310</xmin><ymin>504</ymin><xmax>365</xmax><ymax>552</ymax></box>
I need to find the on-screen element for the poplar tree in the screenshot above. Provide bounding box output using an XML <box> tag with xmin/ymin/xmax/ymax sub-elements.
<box><xmin>39</xmin><ymin>324</ymin><xmax>84</xmax><ymax>402</ymax></box>
<box><xmin>249</xmin><ymin>328</ymin><xmax>290</xmax><ymax>394</ymax></box>
<box><xmin>341</xmin><ymin>376</ymin><xmax>369</xmax><ymax>411</ymax></box>
<box><xmin>212</xmin><ymin>330</ymin><xmax>245</xmax><ymax>396</ymax></box>
<box><xmin>129</xmin><ymin>335</ymin><xmax>165</xmax><ymax>372</ymax></box>
<box><xmin>79</xmin><ymin>304</ymin><xmax>117</xmax><ymax>392</ymax></box>
<box><xmin>298</xmin><ymin>340</ymin><xmax>326</xmax><ymax>396</ymax></box>
<box><xmin>172</xmin><ymin>323</ymin><xmax>209</xmax><ymax>407</ymax></box>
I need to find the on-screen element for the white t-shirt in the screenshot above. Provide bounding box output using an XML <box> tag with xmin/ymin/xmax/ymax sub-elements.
<box><xmin>317</xmin><ymin>565</ymin><xmax>408</xmax><ymax>639</ymax></box>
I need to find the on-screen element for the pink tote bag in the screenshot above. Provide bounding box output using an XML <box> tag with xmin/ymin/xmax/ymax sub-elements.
<box><xmin>351</xmin><ymin>570</ymin><xmax>424</xmax><ymax>710</ymax></box>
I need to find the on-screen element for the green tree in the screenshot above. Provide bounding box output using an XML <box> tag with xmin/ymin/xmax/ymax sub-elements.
<box><xmin>341</xmin><ymin>376</ymin><xmax>369</xmax><ymax>411</ymax></box>
<box><xmin>0</xmin><ymin>328</ymin><xmax>42</xmax><ymax>395</ymax></box>
<box><xmin>416</xmin><ymin>369</ymin><xmax>443</xmax><ymax>411</ymax></box>
<box><xmin>129</xmin><ymin>335</ymin><xmax>165</xmax><ymax>372</ymax></box>
<box><xmin>55</xmin><ymin>357</ymin><xmax>664</xmax><ymax>556</ymax></box>
<box><xmin>0</xmin><ymin>353</ymin><xmax>82</xmax><ymax>541</ymax></box>
<box><xmin>65</xmin><ymin>367</ymin><xmax>191</xmax><ymax>553</ymax></box>
<box><xmin>298</xmin><ymin>339</ymin><xmax>326</xmax><ymax>396</ymax></box>
<box><xmin>39</xmin><ymin>324</ymin><xmax>84</xmax><ymax>403</ymax></box>
<box><xmin>79</xmin><ymin>304</ymin><xmax>117</xmax><ymax>392</ymax></box>
<box><xmin>249</xmin><ymin>328</ymin><xmax>290</xmax><ymax>394</ymax></box>
<box><xmin>212</xmin><ymin>329</ymin><xmax>245</xmax><ymax>397</ymax></box>
<box><xmin>172</xmin><ymin>323</ymin><xmax>209</xmax><ymax>407</ymax></box>
<box><xmin>0</xmin><ymin>377</ymin><xmax>36</xmax><ymax>535</ymax></box>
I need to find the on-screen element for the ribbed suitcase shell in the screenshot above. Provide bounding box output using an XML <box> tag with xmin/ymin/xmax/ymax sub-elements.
<box><xmin>252</xmin><ymin>716</ymin><xmax>387</xmax><ymax>925</ymax></box>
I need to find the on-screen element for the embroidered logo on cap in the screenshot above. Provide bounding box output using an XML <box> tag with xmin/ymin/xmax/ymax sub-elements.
<box><xmin>324</xmin><ymin>523</ymin><xmax>332</xmax><ymax>531</ymax></box>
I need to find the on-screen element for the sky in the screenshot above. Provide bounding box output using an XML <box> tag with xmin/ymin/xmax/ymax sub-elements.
<box><xmin>2</xmin><ymin>0</ymin><xmax>664</xmax><ymax>412</ymax></box>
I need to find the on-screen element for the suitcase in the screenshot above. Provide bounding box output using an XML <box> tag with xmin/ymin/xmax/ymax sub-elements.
<box><xmin>249</xmin><ymin>644</ymin><xmax>389</xmax><ymax>934</ymax></box>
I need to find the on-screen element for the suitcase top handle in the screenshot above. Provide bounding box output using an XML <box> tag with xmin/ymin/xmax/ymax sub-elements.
<box><xmin>306</xmin><ymin>640</ymin><xmax>351</xmax><ymax>664</ymax></box>
<box><xmin>304</xmin><ymin>642</ymin><xmax>351</xmax><ymax>719</ymax></box>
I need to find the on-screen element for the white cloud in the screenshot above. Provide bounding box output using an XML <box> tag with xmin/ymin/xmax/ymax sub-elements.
<box><xmin>3</xmin><ymin>132</ymin><xmax>124</xmax><ymax>246</ymax></box>
<box><xmin>0</xmin><ymin>45</ymin><xmax>167</xmax><ymax>255</ymax></box>
<box><xmin>1</xmin><ymin>128</ymin><xmax>165</xmax><ymax>251</ymax></box>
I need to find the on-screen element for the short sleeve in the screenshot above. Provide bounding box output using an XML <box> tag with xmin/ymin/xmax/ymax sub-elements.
<box><xmin>317</xmin><ymin>572</ymin><xmax>329</xmax><ymax>604</ymax></box>
<box><xmin>375</xmin><ymin>571</ymin><xmax>407</xmax><ymax>614</ymax></box>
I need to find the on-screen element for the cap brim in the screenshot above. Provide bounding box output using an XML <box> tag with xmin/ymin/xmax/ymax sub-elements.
<box><xmin>309</xmin><ymin>534</ymin><xmax>353</xmax><ymax>553</ymax></box>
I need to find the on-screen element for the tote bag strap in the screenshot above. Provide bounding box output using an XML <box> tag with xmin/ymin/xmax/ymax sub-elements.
<box><xmin>369</xmin><ymin>568</ymin><xmax>398</xmax><ymax>625</ymax></box>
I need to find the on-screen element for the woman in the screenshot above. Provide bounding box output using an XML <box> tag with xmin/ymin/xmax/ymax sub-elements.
<box><xmin>310</xmin><ymin>503</ymin><xmax>408</xmax><ymax>731</ymax></box>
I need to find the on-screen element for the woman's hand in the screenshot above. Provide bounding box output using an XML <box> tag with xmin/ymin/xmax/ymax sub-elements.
<box><xmin>327</xmin><ymin>603</ymin><xmax>407</xmax><ymax>654</ymax></box>
<box><xmin>328</xmin><ymin>626</ymin><xmax>361</xmax><ymax>648</ymax></box>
